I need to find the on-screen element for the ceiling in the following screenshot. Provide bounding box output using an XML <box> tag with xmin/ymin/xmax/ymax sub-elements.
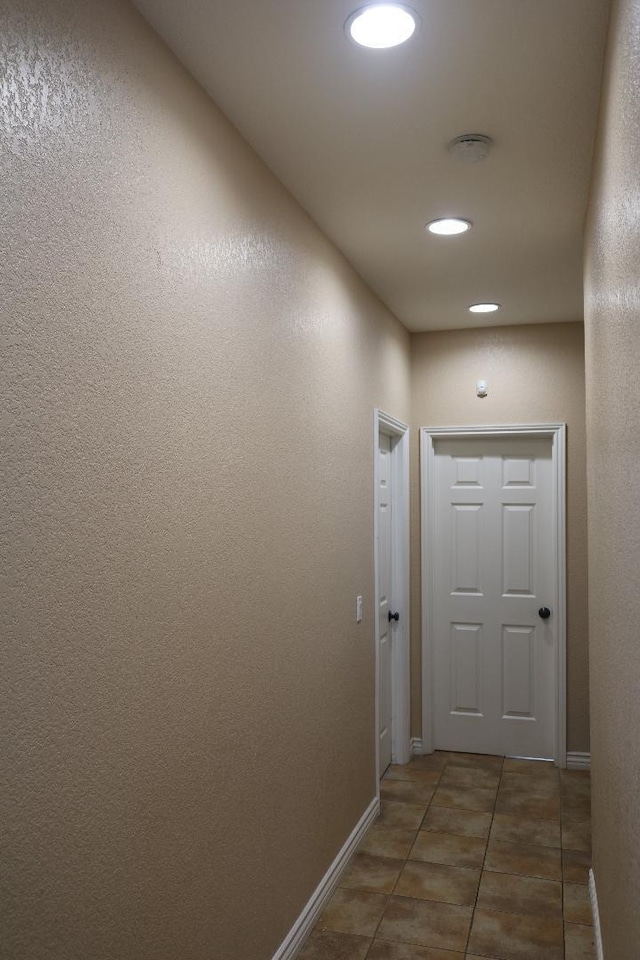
<box><xmin>133</xmin><ymin>0</ymin><xmax>611</xmax><ymax>332</ymax></box>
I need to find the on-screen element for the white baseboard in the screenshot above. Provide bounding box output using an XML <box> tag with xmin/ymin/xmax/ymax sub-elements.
<box><xmin>272</xmin><ymin>796</ymin><xmax>380</xmax><ymax>960</ymax></box>
<box><xmin>411</xmin><ymin>740</ymin><xmax>590</xmax><ymax>770</ymax></box>
<box><xmin>589</xmin><ymin>868</ymin><xmax>604</xmax><ymax>960</ymax></box>
<box><xmin>566</xmin><ymin>751</ymin><xmax>591</xmax><ymax>770</ymax></box>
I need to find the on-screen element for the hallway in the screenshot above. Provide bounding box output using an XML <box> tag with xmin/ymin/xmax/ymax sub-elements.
<box><xmin>302</xmin><ymin>753</ymin><xmax>592</xmax><ymax>959</ymax></box>
<box><xmin>3</xmin><ymin>0</ymin><xmax>639</xmax><ymax>957</ymax></box>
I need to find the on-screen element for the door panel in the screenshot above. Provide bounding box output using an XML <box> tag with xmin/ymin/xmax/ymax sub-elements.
<box><xmin>450</xmin><ymin>622</ymin><xmax>482</xmax><ymax>715</ymax></box>
<box><xmin>501</xmin><ymin>625</ymin><xmax>535</xmax><ymax>718</ymax></box>
<box><xmin>432</xmin><ymin>437</ymin><xmax>555</xmax><ymax>759</ymax></box>
<box><xmin>451</xmin><ymin>504</ymin><xmax>483</xmax><ymax>594</ymax></box>
<box><xmin>502</xmin><ymin>504</ymin><xmax>535</xmax><ymax>595</ymax></box>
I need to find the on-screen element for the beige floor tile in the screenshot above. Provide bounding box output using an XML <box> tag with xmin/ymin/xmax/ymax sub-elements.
<box><xmin>380</xmin><ymin>779</ymin><xmax>436</xmax><ymax>805</ymax></box>
<box><xmin>299</xmin><ymin>755</ymin><xmax>592</xmax><ymax>960</ymax></box>
<box><xmin>395</xmin><ymin>860</ymin><xmax>480</xmax><ymax>906</ymax></box>
<box><xmin>447</xmin><ymin>752</ymin><xmax>504</xmax><ymax>771</ymax></box>
<box><xmin>340</xmin><ymin>854</ymin><xmax>404</xmax><ymax>894</ymax></box>
<box><xmin>562</xmin><ymin>820</ymin><xmax>591</xmax><ymax>852</ymax></box>
<box><xmin>367</xmin><ymin>939</ymin><xmax>464</xmax><ymax>959</ymax></box>
<box><xmin>298</xmin><ymin>930</ymin><xmax>371</xmax><ymax>960</ymax></box>
<box><xmin>411</xmin><ymin>752</ymin><xmax>451</xmax><ymax>770</ymax></box>
<box><xmin>490</xmin><ymin>813</ymin><xmax>560</xmax><ymax>848</ymax></box>
<box><xmin>377</xmin><ymin>800</ymin><xmax>430</xmax><ymax>830</ymax></box>
<box><xmin>376</xmin><ymin>896</ymin><xmax>473</xmax><ymax>952</ymax></box>
<box><xmin>422</xmin><ymin>806</ymin><xmax>492</xmax><ymax>839</ymax></box>
<box><xmin>476</xmin><ymin>870</ymin><xmax>562</xmax><ymax>917</ymax></box>
<box><xmin>561</xmin><ymin>795</ymin><xmax>591</xmax><ymax>822</ymax></box>
<box><xmin>316</xmin><ymin>889</ymin><xmax>388</xmax><ymax>937</ymax></box>
<box><xmin>439</xmin><ymin>766</ymin><xmax>500</xmax><ymax>788</ymax></box>
<box><xmin>564</xmin><ymin>882</ymin><xmax>593</xmax><ymax>924</ymax></box>
<box><xmin>500</xmin><ymin>772</ymin><xmax>560</xmax><ymax>797</ymax></box>
<box><xmin>468</xmin><ymin>907</ymin><xmax>564</xmax><ymax>960</ymax></box>
<box><xmin>565</xmin><ymin>922</ymin><xmax>596</xmax><ymax>960</ymax></box>
<box><xmin>503</xmin><ymin>758</ymin><xmax>557</xmax><ymax>776</ymax></box>
<box><xmin>484</xmin><ymin>839</ymin><xmax>562</xmax><ymax>880</ymax></box>
<box><xmin>358</xmin><ymin>825</ymin><xmax>417</xmax><ymax>860</ymax></box>
<box><xmin>432</xmin><ymin>784</ymin><xmax>497</xmax><ymax>814</ymax></box>
<box><xmin>560</xmin><ymin>770</ymin><xmax>591</xmax><ymax>794</ymax></box>
<box><xmin>410</xmin><ymin>831</ymin><xmax>487</xmax><ymax>869</ymax></box>
<box><xmin>385</xmin><ymin>765</ymin><xmax>442</xmax><ymax>785</ymax></box>
<box><xmin>562</xmin><ymin>848</ymin><xmax>591</xmax><ymax>884</ymax></box>
<box><xmin>495</xmin><ymin>790</ymin><xmax>560</xmax><ymax>821</ymax></box>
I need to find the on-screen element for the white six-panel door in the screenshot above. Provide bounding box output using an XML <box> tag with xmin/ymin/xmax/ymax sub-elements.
<box><xmin>378</xmin><ymin>433</ymin><xmax>393</xmax><ymax>774</ymax></box>
<box><xmin>432</xmin><ymin>436</ymin><xmax>555</xmax><ymax>759</ymax></box>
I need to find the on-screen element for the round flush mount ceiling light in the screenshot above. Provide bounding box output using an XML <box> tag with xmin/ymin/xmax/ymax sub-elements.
<box><xmin>469</xmin><ymin>302</ymin><xmax>500</xmax><ymax>313</ymax></box>
<box><xmin>427</xmin><ymin>218</ymin><xmax>472</xmax><ymax>236</ymax></box>
<box><xmin>346</xmin><ymin>3</ymin><xmax>418</xmax><ymax>48</ymax></box>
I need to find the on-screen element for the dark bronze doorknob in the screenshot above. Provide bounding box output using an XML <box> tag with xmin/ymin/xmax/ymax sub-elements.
<box><xmin>388</xmin><ymin>611</ymin><xmax>400</xmax><ymax>622</ymax></box>
<box><xmin>538</xmin><ymin>607</ymin><xmax>551</xmax><ymax>620</ymax></box>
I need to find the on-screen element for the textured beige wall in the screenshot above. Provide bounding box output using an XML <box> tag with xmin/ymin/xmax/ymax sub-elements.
<box><xmin>409</xmin><ymin>323</ymin><xmax>589</xmax><ymax>752</ymax></box>
<box><xmin>0</xmin><ymin>2</ymin><xmax>411</xmax><ymax>958</ymax></box>
<box><xmin>584</xmin><ymin>0</ymin><xmax>640</xmax><ymax>954</ymax></box>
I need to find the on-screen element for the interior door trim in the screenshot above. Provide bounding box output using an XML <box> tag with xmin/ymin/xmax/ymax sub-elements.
<box><xmin>420</xmin><ymin>423</ymin><xmax>567</xmax><ymax>767</ymax></box>
<box><xmin>374</xmin><ymin>410</ymin><xmax>411</xmax><ymax>793</ymax></box>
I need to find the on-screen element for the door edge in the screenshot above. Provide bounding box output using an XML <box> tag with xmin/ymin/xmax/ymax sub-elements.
<box><xmin>374</xmin><ymin>409</ymin><xmax>411</xmax><ymax>796</ymax></box>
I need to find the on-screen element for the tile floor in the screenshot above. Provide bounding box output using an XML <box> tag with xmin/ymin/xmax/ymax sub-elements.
<box><xmin>300</xmin><ymin>752</ymin><xmax>593</xmax><ymax>960</ymax></box>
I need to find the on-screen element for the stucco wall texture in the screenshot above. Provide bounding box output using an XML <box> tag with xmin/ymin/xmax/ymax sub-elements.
<box><xmin>584</xmin><ymin>0</ymin><xmax>640</xmax><ymax>955</ymax></box>
<box><xmin>409</xmin><ymin>323</ymin><xmax>589</xmax><ymax>752</ymax></box>
<box><xmin>0</xmin><ymin>2</ymin><xmax>411</xmax><ymax>958</ymax></box>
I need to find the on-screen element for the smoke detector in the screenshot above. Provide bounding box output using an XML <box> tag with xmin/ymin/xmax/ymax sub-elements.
<box><xmin>448</xmin><ymin>134</ymin><xmax>493</xmax><ymax>164</ymax></box>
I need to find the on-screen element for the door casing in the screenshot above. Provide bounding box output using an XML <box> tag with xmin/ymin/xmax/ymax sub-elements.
<box><xmin>420</xmin><ymin>423</ymin><xmax>567</xmax><ymax>766</ymax></box>
<box><xmin>374</xmin><ymin>410</ymin><xmax>410</xmax><ymax>789</ymax></box>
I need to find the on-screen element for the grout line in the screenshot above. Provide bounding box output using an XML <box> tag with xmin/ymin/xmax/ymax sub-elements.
<box><xmin>462</xmin><ymin>753</ymin><xmax>504</xmax><ymax>958</ymax></box>
<box><xmin>364</xmin><ymin>760</ymin><xmax>445</xmax><ymax>958</ymax></box>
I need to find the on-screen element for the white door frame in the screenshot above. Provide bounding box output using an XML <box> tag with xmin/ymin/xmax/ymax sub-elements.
<box><xmin>420</xmin><ymin>423</ymin><xmax>567</xmax><ymax>766</ymax></box>
<box><xmin>374</xmin><ymin>410</ymin><xmax>411</xmax><ymax>786</ymax></box>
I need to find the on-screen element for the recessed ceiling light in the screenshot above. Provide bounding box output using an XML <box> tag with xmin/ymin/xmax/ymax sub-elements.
<box><xmin>469</xmin><ymin>303</ymin><xmax>500</xmax><ymax>313</ymax></box>
<box><xmin>427</xmin><ymin>218</ymin><xmax>472</xmax><ymax>236</ymax></box>
<box><xmin>346</xmin><ymin>4</ymin><xmax>418</xmax><ymax>49</ymax></box>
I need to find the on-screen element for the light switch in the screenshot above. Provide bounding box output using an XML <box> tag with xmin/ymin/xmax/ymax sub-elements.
<box><xmin>356</xmin><ymin>596</ymin><xmax>363</xmax><ymax>623</ymax></box>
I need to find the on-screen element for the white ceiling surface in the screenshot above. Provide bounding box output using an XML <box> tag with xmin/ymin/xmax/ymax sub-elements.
<box><xmin>134</xmin><ymin>0</ymin><xmax>611</xmax><ymax>332</ymax></box>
